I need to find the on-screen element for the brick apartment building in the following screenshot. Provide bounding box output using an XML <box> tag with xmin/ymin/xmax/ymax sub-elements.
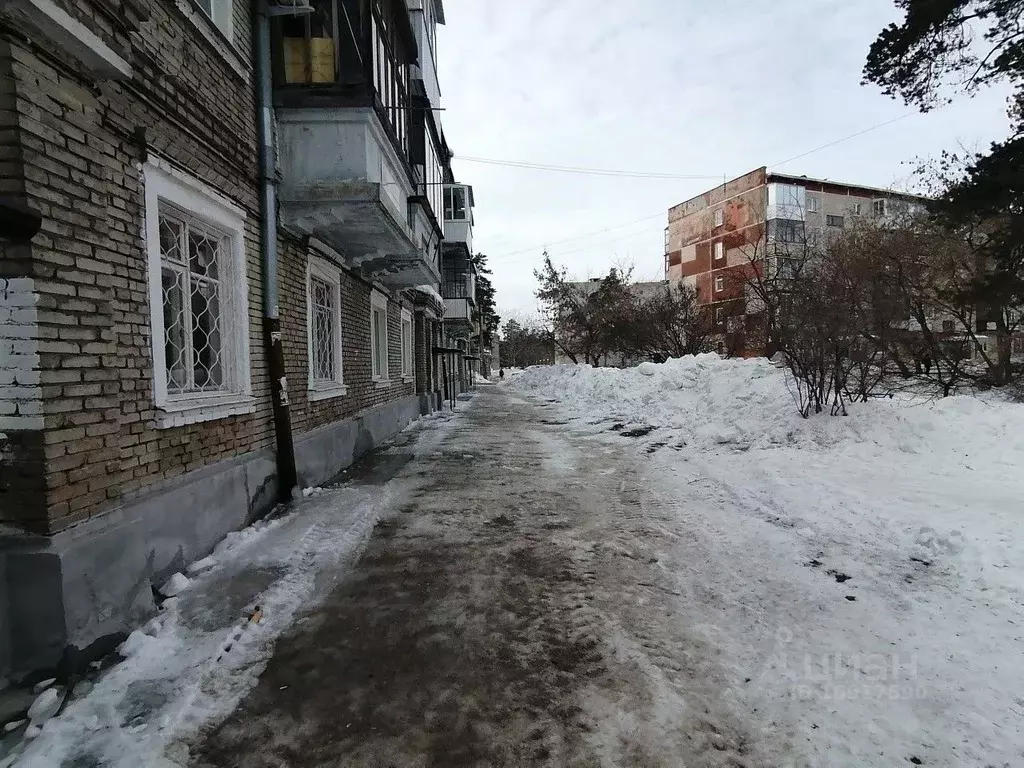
<box><xmin>0</xmin><ymin>0</ymin><xmax>473</xmax><ymax>677</ymax></box>
<box><xmin>664</xmin><ymin>167</ymin><xmax>926</xmax><ymax>355</ymax></box>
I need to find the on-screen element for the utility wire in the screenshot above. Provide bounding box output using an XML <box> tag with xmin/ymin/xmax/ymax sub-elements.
<box><xmin>484</xmin><ymin>111</ymin><xmax>927</xmax><ymax>262</ymax></box>
<box><xmin>456</xmin><ymin>156</ymin><xmax>724</xmax><ymax>180</ymax></box>
<box><xmin>490</xmin><ymin>212</ymin><xmax>665</xmax><ymax>263</ymax></box>
<box><xmin>767</xmin><ymin>112</ymin><xmax>919</xmax><ymax>169</ymax></box>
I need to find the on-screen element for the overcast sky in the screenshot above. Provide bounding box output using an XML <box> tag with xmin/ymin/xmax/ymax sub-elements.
<box><xmin>435</xmin><ymin>0</ymin><xmax>1011</xmax><ymax>322</ymax></box>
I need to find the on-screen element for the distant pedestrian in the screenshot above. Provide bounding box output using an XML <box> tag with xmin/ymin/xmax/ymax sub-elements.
<box><xmin>499</xmin><ymin>368</ymin><xmax>505</xmax><ymax>380</ymax></box>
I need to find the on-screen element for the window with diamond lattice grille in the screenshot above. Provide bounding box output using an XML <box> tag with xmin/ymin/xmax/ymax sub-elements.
<box><xmin>144</xmin><ymin>161</ymin><xmax>252</xmax><ymax>427</ymax></box>
<box><xmin>159</xmin><ymin>209</ymin><xmax>228</xmax><ymax>395</ymax></box>
<box><xmin>310</xmin><ymin>276</ymin><xmax>336</xmax><ymax>382</ymax></box>
<box><xmin>306</xmin><ymin>256</ymin><xmax>346</xmax><ymax>399</ymax></box>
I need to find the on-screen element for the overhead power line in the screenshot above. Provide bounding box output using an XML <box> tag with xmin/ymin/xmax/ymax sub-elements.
<box><xmin>767</xmin><ymin>112</ymin><xmax>919</xmax><ymax>169</ymax></box>
<box><xmin>483</xmin><ymin>111</ymin><xmax>928</xmax><ymax>263</ymax></box>
<box><xmin>490</xmin><ymin>212</ymin><xmax>665</xmax><ymax>263</ymax></box>
<box><xmin>456</xmin><ymin>155</ymin><xmax>725</xmax><ymax>180</ymax></box>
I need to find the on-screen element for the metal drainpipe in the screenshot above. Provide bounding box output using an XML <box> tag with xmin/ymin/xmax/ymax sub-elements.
<box><xmin>254</xmin><ymin>2</ymin><xmax>298</xmax><ymax>500</ymax></box>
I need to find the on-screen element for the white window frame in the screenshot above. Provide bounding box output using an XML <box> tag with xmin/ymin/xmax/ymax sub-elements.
<box><xmin>852</xmin><ymin>202</ymin><xmax>863</xmax><ymax>216</ymax></box>
<box><xmin>714</xmin><ymin>275</ymin><xmax>724</xmax><ymax>292</ymax></box>
<box><xmin>806</xmin><ymin>195</ymin><xmax>820</xmax><ymax>213</ymax></box>
<box><xmin>713</xmin><ymin>208</ymin><xmax>724</xmax><ymax>227</ymax></box>
<box><xmin>400</xmin><ymin>308</ymin><xmax>414</xmax><ymax>382</ymax></box>
<box><xmin>873</xmin><ymin>198</ymin><xmax>887</xmax><ymax>217</ymax></box>
<box><xmin>143</xmin><ymin>160</ymin><xmax>253</xmax><ymax>429</ymax></box>
<box><xmin>307</xmin><ymin>256</ymin><xmax>347</xmax><ymax>401</ymax></box>
<box><xmin>370</xmin><ymin>290</ymin><xmax>390</xmax><ymax>385</ymax></box>
<box><xmin>713</xmin><ymin>241</ymin><xmax>725</xmax><ymax>261</ymax></box>
<box><xmin>195</xmin><ymin>0</ymin><xmax>234</xmax><ymax>42</ymax></box>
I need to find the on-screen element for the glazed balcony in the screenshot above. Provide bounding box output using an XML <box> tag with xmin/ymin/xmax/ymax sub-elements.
<box><xmin>272</xmin><ymin>0</ymin><xmax>439</xmax><ymax>285</ymax></box>
<box><xmin>442</xmin><ymin>183</ymin><xmax>474</xmax><ymax>254</ymax></box>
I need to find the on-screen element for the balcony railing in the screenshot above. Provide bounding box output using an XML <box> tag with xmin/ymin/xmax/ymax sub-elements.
<box><xmin>272</xmin><ymin>0</ymin><xmax>416</xmax><ymax>161</ymax></box>
<box><xmin>442</xmin><ymin>272</ymin><xmax>475</xmax><ymax>301</ymax></box>
<box><xmin>444</xmin><ymin>298</ymin><xmax>472</xmax><ymax>321</ymax></box>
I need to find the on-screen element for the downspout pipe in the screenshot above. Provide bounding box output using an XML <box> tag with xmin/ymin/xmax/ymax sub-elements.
<box><xmin>254</xmin><ymin>2</ymin><xmax>298</xmax><ymax>500</ymax></box>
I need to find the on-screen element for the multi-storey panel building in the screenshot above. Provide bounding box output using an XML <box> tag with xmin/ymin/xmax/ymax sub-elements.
<box><xmin>665</xmin><ymin>167</ymin><xmax>926</xmax><ymax>354</ymax></box>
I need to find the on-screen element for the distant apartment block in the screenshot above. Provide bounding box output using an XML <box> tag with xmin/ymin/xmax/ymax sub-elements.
<box><xmin>664</xmin><ymin>167</ymin><xmax>926</xmax><ymax>354</ymax></box>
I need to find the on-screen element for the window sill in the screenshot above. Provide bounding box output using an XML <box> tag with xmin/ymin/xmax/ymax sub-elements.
<box><xmin>155</xmin><ymin>394</ymin><xmax>256</xmax><ymax>429</ymax></box>
<box><xmin>308</xmin><ymin>384</ymin><xmax>348</xmax><ymax>402</ymax></box>
<box><xmin>401</xmin><ymin>375</ymin><xmax>415</xmax><ymax>384</ymax></box>
<box><xmin>373</xmin><ymin>379</ymin><xmax>392</xmax><ymax>389</ymax></box>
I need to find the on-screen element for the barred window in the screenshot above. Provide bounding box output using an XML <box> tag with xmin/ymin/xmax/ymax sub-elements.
<box><xmin>144</xmin><ymin>161</ymin><xmax>252</xmax><ymax>428</ymax></box>
<box><xmin>307</xmin><ymin>256</ymin><xmax>346</xmax><ymax>400</ymax></box>
<box><xmin>159</xmin><ymin>210</ymin><xmax>227</xmax><ymax>395</ymax></box>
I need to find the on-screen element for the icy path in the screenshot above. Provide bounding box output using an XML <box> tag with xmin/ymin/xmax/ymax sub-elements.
<box><xmin>20</xmin><ymin>380</ymin><xmax>1023</xmax><ymax>767</ymax></box>
<box><xmin>9</xmin><ymin>414</ymin><xmax>456</xmax><ymax>768</ymax></box>
<box><xmin>509</xmin><ymin>357</ymin><xmax>1024</xmax><ymax>768</ymax></box>
<box><xmin>193</xmin><ymin>388</ymin><xmax>768</xmax><ymax>767</ymax></box>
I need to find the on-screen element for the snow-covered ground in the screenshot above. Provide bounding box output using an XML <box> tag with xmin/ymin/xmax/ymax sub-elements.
<box><xmin>512</xmin><ymin>356</ymin><xmax>1024</xmax><ymax>766</ymax></box>
<box><xmin>4</xmin><ymin>414</ymin><xmax>455</xmax><ymax>768</ymax></box>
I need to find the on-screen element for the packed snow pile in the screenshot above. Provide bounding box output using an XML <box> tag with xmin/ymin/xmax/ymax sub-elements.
<box><xmin>516</xmin><ymin>356</ymin><xmax>1024</xmax><ymax>765</ymax></box>
<box><xmin>511</xmin><ymin>355</ymin><xmax>1024</xmax><ymax>456</ymax></box>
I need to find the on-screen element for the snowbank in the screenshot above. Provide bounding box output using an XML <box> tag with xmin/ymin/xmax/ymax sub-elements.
<box><xmin>510</xmin><ymin>355</ymin><xmax>1024</xmax><ymax>457</ymax></box>
<box><xmin>514</xmin><ymin>356</ymin><xmax>1024</xmax><ymax>765</ymax></box>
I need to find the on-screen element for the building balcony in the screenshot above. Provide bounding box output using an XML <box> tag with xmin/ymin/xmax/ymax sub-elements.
<box><xmin>271</xmin><ymin>0</ymin><xmax>438</xmax><ymax>286</ymax></box>
<box><xmin>277</xmin><ymin>108</ymin><xmax>439</xmax><ymax>287</ymax></box>
<box><xmin>444</xmin><ymin>297</ymin><xmax>474</xmax><ymax>323</ymax></box>
<box><xmin>443</xmin><ymin>183</ymin><xmax>474</xmax><ymax>254</ymax></box>
<box><xmin>442</xmin><ymin>272</ymin><xmax>475</xmax><ymax>302</ymax></box>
